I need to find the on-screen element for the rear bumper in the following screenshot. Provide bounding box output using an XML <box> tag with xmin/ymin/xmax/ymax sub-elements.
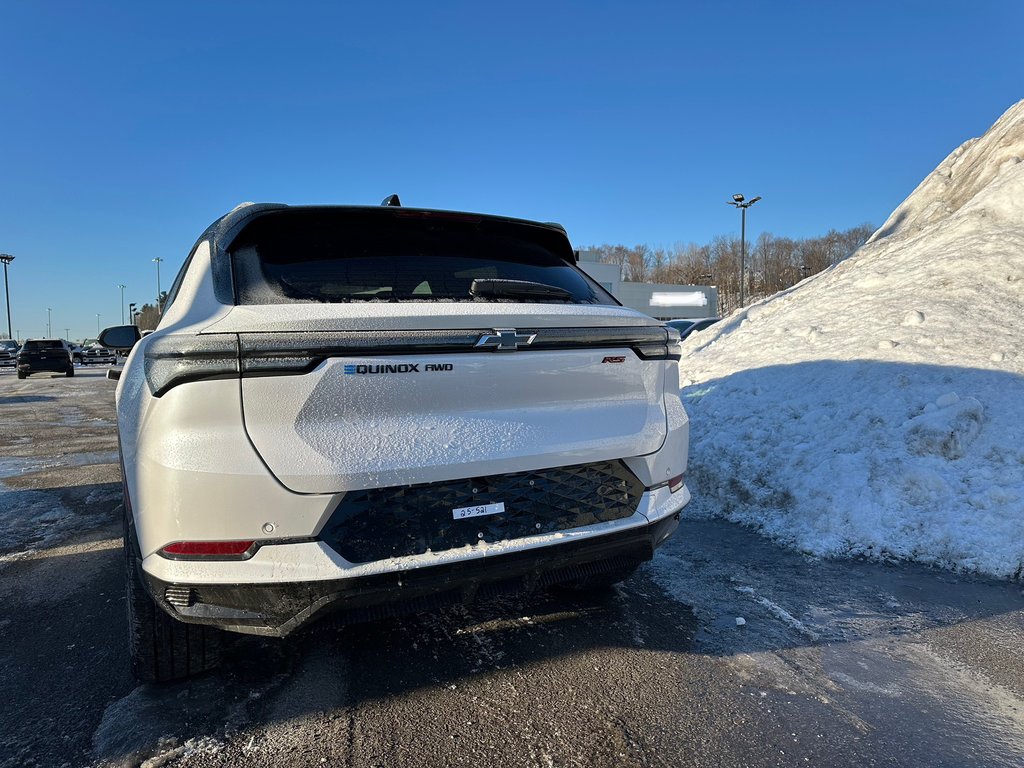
<box><xmin>17</xmin><ymin>360</ymin><xmax>72</xmax><ymax>373</ymax></box>
<box><xmin>143</xmin><ymin>513</ymin><xmax>680</xmax><ymax>637</ymax></box>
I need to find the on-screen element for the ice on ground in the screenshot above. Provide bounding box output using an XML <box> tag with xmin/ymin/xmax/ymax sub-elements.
<box><xmin>0</xmin><ymin>448</ymin><xmax>120</xmax><ymax>554</ymax></box>
<box><xmin>678</xmin><ymin>99</ymin><xmax>1024</xmax><ymax>579</ymax></box>
<box><xmin>0</xmin><ymin>485</ymin><xmax>111</xmax><ymax>555</ymax></box>
<box><xmin>0</xmin><ymin>450</ymin><xmax>119</xmax><ymax>479</ymax></box>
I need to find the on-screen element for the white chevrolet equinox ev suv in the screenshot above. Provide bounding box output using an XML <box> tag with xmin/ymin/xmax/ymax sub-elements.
<box><xmin>101</xmin><ymin>201</ymin><xmax>691</xmax><ymax>681</ymax></box>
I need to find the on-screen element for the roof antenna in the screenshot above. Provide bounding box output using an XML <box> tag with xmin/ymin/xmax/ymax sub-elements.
<box><xmin>381</xmin><ymin>194</ymin><xmax>401</xmax><ymax>207</ymax></box>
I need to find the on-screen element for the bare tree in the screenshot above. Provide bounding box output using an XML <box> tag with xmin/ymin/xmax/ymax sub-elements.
<box><xmin>582</xmin><ymin>223</ymin><xmax>873</xmax><ymax>315</ymax></box>
<box><xmin>133</xmin><ymin>292</ymin><xmax>167</xmax><ymax>331</ymax></box>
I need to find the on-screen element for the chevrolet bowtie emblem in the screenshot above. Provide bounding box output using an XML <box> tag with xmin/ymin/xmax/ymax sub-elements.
<box><xmin>475</xmin><ymin>328</ymin><xmax>537</xmax><ymax>351</ymax></box>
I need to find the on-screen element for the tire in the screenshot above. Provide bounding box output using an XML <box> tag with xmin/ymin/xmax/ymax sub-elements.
<box><xmin>66</xmin><ymin>367</ymin><xmax>75</xmax><ymax>377</ymax></box>
<box><xmin>124</xmin><ymin>510</ymin><xmax>223</xmax><ymax>682</ymax></box>
<box><xmin>17</xmin><ymin>371</ymin><xmax>26</xmax><ymax>379</ymax></box>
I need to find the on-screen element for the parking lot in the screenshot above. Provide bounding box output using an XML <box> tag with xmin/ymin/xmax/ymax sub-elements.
<box><xmin>3</xmin><ymin>367</ymin><xmax>1024</xmax><ymax>767</ymax></box>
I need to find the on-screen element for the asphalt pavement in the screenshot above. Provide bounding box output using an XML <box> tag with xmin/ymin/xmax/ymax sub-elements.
<box><xmin>2</xmin><ymin>367</ymin><xmax>1023</xmax><ymax>767</ymax></box>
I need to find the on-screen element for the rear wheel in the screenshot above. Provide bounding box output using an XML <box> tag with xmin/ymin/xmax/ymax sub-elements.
<box><xmin>66</xmin><ymin>367</ymin><xmax>75</xmax><ymax>377</ymax></box>
<box><xmin>17</xmin><ymin>371</ymin><xmax>27</xmax><ymax>379</ymax></box>
<box><xmin>124</xmin><ymin>511</ymin><xmax>223</xmax><ymax>682</ymax></box>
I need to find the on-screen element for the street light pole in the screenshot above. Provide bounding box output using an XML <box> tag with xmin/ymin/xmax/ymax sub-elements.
<box><xmin>0</xmin><ymin>254</ymin><xmax>14</xmax><ymax>341</ymax></box>
<box><xmin>117</xmin><ymin>284</ymin><xmax>126</xmax><ymax>324</ymax></box>
<box><xmin>96</xmin><ymin>313</ymin><xmax>101</xmax><ymax>335</ymax></box>
<box><xmin>152</xmin><ymin>258</ymin><xmax>163</xmax><ymax>311</ymax></box>
<box><xmin>727</xmin><ymin>194</ymin><xmax>762</xmax><ymax>308</ymax></box>
<box><xmin>46</xmin><ymin>307</ymin><xmax>52</xmax><ymax>337</ymax></box>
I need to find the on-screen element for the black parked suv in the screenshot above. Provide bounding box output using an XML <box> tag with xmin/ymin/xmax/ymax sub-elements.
<box><xmin>16</xmin><ymin>339</ymin><xmax>75</xmax><ymax>378</ymax></box>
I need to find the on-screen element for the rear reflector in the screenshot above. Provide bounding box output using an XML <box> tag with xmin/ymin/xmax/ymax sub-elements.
<box><xmin>668</xmin><ymin>474</ymin><xmax>685</xmax><ymax>493</ymax></box>
<box><xmin>160</xmin><ymin>540</ymin><xmax>255</xmax><ymax>558</ymax></box>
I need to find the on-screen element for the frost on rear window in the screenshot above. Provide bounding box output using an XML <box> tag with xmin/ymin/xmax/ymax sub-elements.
<box><xmin>228</xmin><ymin>209</ymin><xmax>614</xmax><ymax>306</ymax></box>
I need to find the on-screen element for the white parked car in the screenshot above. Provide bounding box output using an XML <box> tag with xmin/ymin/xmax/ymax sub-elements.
<box><xmin>101</xmin><ymin>200</ymin><xmax>690</xmax><ymax>681</ymax></box>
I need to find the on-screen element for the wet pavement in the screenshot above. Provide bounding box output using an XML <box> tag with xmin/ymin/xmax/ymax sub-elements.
<box><xmin>2</xmin><ymin>367</ymin><xmax>1023</xmax><ymax>767</ymax></box>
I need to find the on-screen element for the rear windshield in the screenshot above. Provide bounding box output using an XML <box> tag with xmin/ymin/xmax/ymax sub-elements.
<box><xmin>230</xmin><ymin>209</ymin><xmax>615</xmax><ymax>305</ymax></box>
<box><xmin>23</xmin><ymin>340</ymin><xmax>63</xmax><ymax>350</ymax></box>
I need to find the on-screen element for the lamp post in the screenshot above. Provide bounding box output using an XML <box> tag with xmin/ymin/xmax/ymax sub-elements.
<box><xmin>117</xmin><ymin>284</ymin><xmax>126</xmax><ymax>324</ymax></box>
<box><xmin>96</xmin><ymin>313</ymin><xmax>101</xmax><ymax>335</ymax></box>
<box><xmin>46</xmin><ymin>307</ymin><xmax>52</xmax><ymax>338</ymax></box>
<box><xmin>0</xmin><ymin>254</ymin><xmax>14</xmax><ymax>341</ymax></box>
<box><xmin>727</xmin><ymin>194</ymin><xmax>761</xmax><ymax>308</ymax></box>
<box><xmin>152</xmin><ymin>258</ymin><xmax>163</xmax><ymax>311</ymax></box>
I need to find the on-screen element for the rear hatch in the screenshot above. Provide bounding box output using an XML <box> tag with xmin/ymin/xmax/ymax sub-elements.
<box><xmin>20</xmin><ymin>340</ymin><xmax>67</xmax><ymax>364</ymax></box>
<box><xmin>211</xmin><ymin>208</ymin><xmax>673</xmax><ymax>493</ymax></box>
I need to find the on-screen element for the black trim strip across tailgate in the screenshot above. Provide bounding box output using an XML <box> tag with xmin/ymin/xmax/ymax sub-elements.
<box><xmin>237</xmin><ymin>326</ymin><xmax>673</xmax><ymax>374</ymax></box>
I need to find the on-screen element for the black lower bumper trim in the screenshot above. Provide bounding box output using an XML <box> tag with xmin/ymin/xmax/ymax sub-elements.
<box><xmin>145</xmin><ymin>514</ymin><xmax>680</xmax><ymax>637</ymax></box>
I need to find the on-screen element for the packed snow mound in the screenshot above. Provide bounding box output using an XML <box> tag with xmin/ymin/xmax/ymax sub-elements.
<box><xmin>679</xmin><ymin>100</ymin><xmax>1024</xmax><ymax>578</ymax></box>
<box><xmin>870</xmin><ymin>100</ymin><xmax>1024</xmax><ymax>243</ymax></box>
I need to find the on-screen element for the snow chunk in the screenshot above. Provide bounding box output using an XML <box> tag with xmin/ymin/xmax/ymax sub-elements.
<box><xmin>905</xmin><ymin>396</ymin><xmax>983</xmax><ymax>460</ymax></box>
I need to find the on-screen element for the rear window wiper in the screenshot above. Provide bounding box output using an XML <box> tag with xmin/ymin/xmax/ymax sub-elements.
<box><xmin>469</xmin><ymin>278</ymin><xmax>573</xmax><ymax>301</ymax></box>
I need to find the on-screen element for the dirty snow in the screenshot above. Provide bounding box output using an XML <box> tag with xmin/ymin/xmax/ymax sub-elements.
<box><xmin>678</xmin><ymin>99</ymin><xmax>1024</xmax><ymax>579</ymax></box>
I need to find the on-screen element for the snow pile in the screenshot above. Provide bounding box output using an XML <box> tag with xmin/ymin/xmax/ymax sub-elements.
<box><xmin>679</xmin><ymin>100</ymin><xmax>1024</xmax><ymax>578</ymax></box>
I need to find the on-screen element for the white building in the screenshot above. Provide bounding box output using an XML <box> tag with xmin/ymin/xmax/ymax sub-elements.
<box><xmin>575</xmin><ymin>250</ymin><xmax>718</xmax><ymax>321</ymax></box>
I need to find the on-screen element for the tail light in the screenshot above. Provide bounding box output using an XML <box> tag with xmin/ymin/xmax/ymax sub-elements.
<box><xmin>633</xmin><ymin>327</ymin><xmax>682</xmax><ymax>361</ymax></box>
<box><xmin>143</xmin><ymin>334</ymin><xmax>240</xmax><ymax>396</ymax></box>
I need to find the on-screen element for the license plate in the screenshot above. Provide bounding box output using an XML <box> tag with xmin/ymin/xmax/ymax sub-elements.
<box><xmin>452</xmin><ymin>502</ymin><xmax>506</xmax><ymax>520</ymax></box>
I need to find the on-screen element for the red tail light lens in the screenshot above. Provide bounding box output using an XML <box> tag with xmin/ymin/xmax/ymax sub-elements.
<box><xmin>648</xmin><ymin>473</ymin><xmax>686</xmax><ymax>493</ymax></box>
<box><xmin>160</xmin><ymin>540</ymin><xmax>255</xmax><ymax>558</ymax></box>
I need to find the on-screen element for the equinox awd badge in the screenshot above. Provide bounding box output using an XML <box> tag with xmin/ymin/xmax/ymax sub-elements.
<box><xmin>343</xmin><ymin>363</ymin><xmax>454</xmax><ymax>374</ymax></box>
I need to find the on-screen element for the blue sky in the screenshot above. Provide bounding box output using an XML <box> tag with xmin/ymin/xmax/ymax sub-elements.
<box><xmin>0</xmin><ymin>1</ymin><xmax>1020</xmax><ymax>340</ymax></box>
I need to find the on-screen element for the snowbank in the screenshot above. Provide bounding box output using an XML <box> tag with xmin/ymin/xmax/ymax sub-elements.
<box><xmin>679</xmin><ymin>100</ymin><xmax>1024</xmax><ymax>578</ymax></box>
